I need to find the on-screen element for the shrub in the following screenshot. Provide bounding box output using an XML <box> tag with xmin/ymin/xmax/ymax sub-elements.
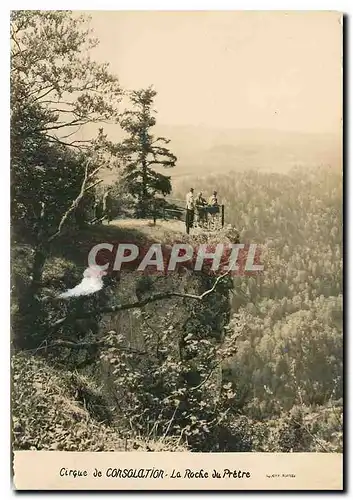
<box><xmin>12</xmin><ymin>352</ymin><xmax>187</xmax><ymax>452</ymax></box>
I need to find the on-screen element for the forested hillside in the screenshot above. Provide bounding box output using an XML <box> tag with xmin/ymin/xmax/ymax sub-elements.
<box><xmin>173</xmin><ymin>165</ymin><xmax>343</xmax><ymax>451</ymax></box>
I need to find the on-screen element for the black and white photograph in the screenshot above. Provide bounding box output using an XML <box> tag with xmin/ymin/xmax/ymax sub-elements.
<box><xmin>10</xmin><ymin>8</ymin><xmax>343</xmax><ymax>490</ymax></box>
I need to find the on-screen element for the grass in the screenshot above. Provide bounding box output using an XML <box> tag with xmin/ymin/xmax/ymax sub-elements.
<box><xmin>12</xmin><ymin>351</ymin><xmax>188</xmax><ymax>452</ymax></box>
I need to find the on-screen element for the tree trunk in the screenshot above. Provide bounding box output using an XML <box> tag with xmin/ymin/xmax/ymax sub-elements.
<box><xmin>13</xmin><ymin>244</ymin><xmax>48</xmax><ymax>349</ymax></box>
<box><xmin>141</xmin><ymin>157</ymin><xmax>148</xmax><ymax>218</ymax></box>
<box><xmin>30</xmin><ymin>244</ymin><xmax>47</xmax><ymax>297</ymax></box>
<box><xmin>140</xmin><ymin>123</ymin><xmax>149</xmax><ymax>218</ymax></box>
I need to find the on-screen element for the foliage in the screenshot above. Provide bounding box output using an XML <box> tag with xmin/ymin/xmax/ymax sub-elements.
<box><xmin>12</xmin><ymin>162</ymin><xmax>343</xmax><ymax>453</ymax></box>
<box><xmin>11</xmin><ymin>10</ymin><xmax>121</xmax><ymax>144</ymax></box>
<box><xmin>12</xmin><ymin>352</ymin><xmax>187</xmax><ymax>451</ymax></box>
<box><xmin>228</xmin><ymin>295</ymin><xmax>342</xmax><ymax>412</ymax></box>
<box><xmin>11</xmin><ymin>11</ymin><xmax>122</xmax><ymax>240</ymax></box>
<box><xmin>10</xmin><ymin>11</ymin><xmax>124</xmax><ymax>353</ymax></box>
<box><xmin>251</xmin><ymin>404</ymin><xmax>343</xmax><ymax>452</ymax></box>
<box><xmin>99</xmin><ymin>304</ymin><xmax>245</xmax><ymax>451</ymax></box>
<box><xmin>118</xmin><ymin>87</ymin><xmax>177</xmax><ymax>217</ymax></box>
<box><xmin>173</xmin><ymin>165</ymin><xmax>343</xmax><ymax>447</ymax></box>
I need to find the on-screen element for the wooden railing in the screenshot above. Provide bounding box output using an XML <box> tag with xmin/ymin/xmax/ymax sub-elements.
<box><xmin>152</xmin><ymin>199</ymin><xmax>225</xmax><ymax>234</ymax></box>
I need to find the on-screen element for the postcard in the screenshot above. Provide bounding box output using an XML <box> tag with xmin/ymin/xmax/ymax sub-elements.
<box><xmin>11</xmin><ymin>9</ymin><xmax>343</xmax><ymax>491</ymax></box>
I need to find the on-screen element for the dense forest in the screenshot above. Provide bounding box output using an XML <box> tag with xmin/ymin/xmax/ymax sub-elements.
<box><xmin>174</xmin><ymin>166</ymin><xmax>343</xmax><ymax>451</ymax></box>
<box><xmin>11</xmin><ymin>11</ymin><xmax>342</xmax><ymax>453</ymax></box>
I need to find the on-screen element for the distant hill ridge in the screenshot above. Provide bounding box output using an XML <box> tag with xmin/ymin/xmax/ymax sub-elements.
<box><xmin>90</xmin><ymin>124</ymin><xmax>341</xmax><ymax>183</ymax></box>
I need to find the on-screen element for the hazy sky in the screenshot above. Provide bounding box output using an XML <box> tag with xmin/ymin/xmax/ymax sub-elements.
<box><xmin>86</xmin><ymin>11</ymin><xmax>342</xmax><ymax>134</ymax></box>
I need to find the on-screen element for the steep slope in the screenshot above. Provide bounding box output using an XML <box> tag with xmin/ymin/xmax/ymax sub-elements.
<box><xmin>12</xmin><ymin>351</ymin><xmax>187</xmax><ymax>452</ymax></box>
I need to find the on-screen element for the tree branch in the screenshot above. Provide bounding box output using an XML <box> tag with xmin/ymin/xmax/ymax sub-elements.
<box><xmin>32</xmin><ymin>86</ymin><xmax>57</xmax><ymax>103</ymax></box>
<box><xmin>27</xmin><ymin>338</ymin><xmax>147</xmax><ymax>355</ymax></box>
<box><xmin>40</xmin><ymin>118</ymin><xmax>85</xmax><ymax>132</ymax></box>
<box><xmin>85</xmin><ymin>179</ymin><xmax>103</xmax><ymax>192</ymax></box>
<box><xmin>60</xmin><ymin>126</ymin><xmax>83</xmax><ymax>140</ymax></box>
<box><xmin>50</xmin><ymin>271</ymin><xmax>232</xmax><ymax>331</ymax></box>
<box><xmin>46</xmin><ymin>136</ymin><xmax>91</xmax><ymax>148</ymax></box>
<box><xmin>47</xmin><ymin>158</ymin><xmax>96</xmax><ymax>243</ymax></box>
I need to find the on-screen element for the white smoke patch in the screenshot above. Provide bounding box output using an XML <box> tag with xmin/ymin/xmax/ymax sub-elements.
<box><xmin>58</xmin><ymin>265</ymin><xmax>107</xmax><ymax>299</ymax></box>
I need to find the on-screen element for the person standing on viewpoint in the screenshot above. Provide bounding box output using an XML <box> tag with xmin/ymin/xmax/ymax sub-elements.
<box><xmin>195</xmin><ymin>191</ymin><xmax>207</xmax><ymax>226</ymax></box>
<box><xmin>185</xmin><ymin>187</ymin><xmax>195</xmax><ymax>231</ymax></box>
<box><xmin>208</xmin><ymin>190</ymin><xmax>219</xmax><ymax>207</ymax></box>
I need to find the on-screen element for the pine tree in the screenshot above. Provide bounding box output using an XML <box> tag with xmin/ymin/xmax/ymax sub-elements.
<box><xmin>118</xmin><ymin>87</ymin><xmax>177</xmax><ymax>217</ymax></box>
